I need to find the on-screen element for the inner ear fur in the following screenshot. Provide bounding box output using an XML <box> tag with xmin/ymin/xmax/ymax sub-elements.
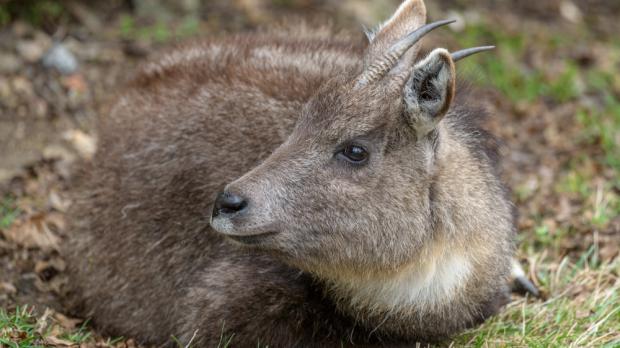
<box><xmin>403</xmin><ymin>48</ymin><xmax>456</xmax><ymax>138</ymax></box>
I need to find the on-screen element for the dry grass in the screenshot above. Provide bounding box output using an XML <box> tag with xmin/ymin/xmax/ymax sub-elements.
<box><xmin>453</xmin><ymin>258</ymin><xmax>619</xmax><ymax>347</ymax></box>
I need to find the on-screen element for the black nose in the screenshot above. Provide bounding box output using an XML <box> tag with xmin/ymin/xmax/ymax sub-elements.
<box><xmin>212</xmin><ymin>191</ymin><xmax>248</xmax><ymax>217</ymax></box>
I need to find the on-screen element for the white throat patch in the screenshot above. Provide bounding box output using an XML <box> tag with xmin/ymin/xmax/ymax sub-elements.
<box><xmin>337</xmin><ymin>252</ymin><xmax>472</xmax><ymax>313</ymax></box>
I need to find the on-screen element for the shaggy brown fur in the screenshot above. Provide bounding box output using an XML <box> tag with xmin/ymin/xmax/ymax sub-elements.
<box><xmin>64</xmin><ymin>1</ymin><xmax>515</xmax><ymax>346</ymax></box>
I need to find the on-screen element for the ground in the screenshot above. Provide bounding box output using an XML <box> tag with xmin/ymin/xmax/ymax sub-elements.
<box><xmin>0</xmin><ymin>1</ymin><xmax>618</xmax><ymax>347</ymax></box>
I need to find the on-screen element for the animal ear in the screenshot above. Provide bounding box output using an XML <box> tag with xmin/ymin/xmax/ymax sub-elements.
<box><xmin>364</xmin><ymin>0</ymin><xmax>427</xmax><ymax>71</ymax></box>
<box><xmin>403</xmin><ymin>48</ymin><xmax>456</xmax><ymax>138</ymax></box>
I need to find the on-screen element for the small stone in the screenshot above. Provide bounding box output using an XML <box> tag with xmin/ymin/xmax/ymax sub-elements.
<box><xmin>0</xmin><ymin>53</ymin><xmax>21</xmax><ymax>74</ymax></box>
<box><xmin>32</xmin><ymin>98</ymin><xmax>49</xmax><ymax>118</ymax></box>
<box><xmin>0</xmin><ymin>281</ymin><xmax>17</xmax><ymax>294</ymax></box>
<box><xmin>11</xmin><ymin>76</ymin><xmax>34</xmax><ymax>96</ymax></box>
<box><xmin>12</xmin><ymin>21</ymin><xmax>33</xmax><ymax>38</ymax></box>
<box><xmin>16</xmin><ymin>39</ymin><xmax>46</xmax><ymax>62</ymax></box>
<box><xmin>0</xmin><ymin>78</ymin><xmax>15</xmax><ymax>106</ymax></box>
<box><xmin>560</xmin><ymin>0</ymin><xmax>583</xmax><ymax>23</ymax></box>
<box><xmin>43</xmin><ymin>44</ymin><xmax>79</xmax><ymax>75</ymax></box>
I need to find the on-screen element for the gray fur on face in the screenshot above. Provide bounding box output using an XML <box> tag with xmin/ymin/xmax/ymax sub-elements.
<box><xmin>64</xmin><ymin>0</ymin><xmax>516</xmax><ymax>346</ymax></box>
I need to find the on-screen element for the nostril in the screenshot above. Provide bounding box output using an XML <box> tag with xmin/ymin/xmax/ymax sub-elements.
<box><xmin>213</xmin><ymin>191</ymin><xmax>248</xmax><ymax>217</ymax></box>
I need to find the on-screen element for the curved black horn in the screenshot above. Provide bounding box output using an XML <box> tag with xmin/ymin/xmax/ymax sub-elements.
<box><xmin>451</xmin><ymin>46</ymin><xmax>495</xmax><ymax>62</ymax></box>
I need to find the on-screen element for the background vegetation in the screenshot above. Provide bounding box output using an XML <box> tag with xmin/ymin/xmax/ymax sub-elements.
<box><xmin>0</xmin><ymin>0</ymin><xmax>618</xmax><ymax>347</ymax></box>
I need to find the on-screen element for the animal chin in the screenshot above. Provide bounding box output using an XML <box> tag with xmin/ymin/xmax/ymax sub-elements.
<box><xmin>225</xmin><ymin>231</ymin><xmax>279</xmax><ymax>246</ymax></box>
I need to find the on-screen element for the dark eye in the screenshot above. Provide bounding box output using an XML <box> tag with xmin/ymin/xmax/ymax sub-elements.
<box><xmin>337</xmin><ymin>144</ymin><xmax>369</xmax><ymax>164</ymax></box>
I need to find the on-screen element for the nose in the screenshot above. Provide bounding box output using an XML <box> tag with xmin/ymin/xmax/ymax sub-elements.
<box><xmin>212</xmin><ymin>191</ymin><xmax>248</xmax><ymax>218</ymax></box>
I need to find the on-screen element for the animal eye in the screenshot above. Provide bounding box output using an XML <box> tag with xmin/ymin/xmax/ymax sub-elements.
<box><xmin>337</xmin><ymin>144</ymin><xmax>369</xmax><ymax>164</ymax></box>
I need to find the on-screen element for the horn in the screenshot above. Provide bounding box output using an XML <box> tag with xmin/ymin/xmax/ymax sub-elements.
<box><xmin>451</xmin><ymin>46</ymin><xmax>495</xmax><ymax>62</ymax></box>
<box><xmin>357</xmin><ymin>19</ymin><xmax>455</xmax><ymax>87</ymax></box>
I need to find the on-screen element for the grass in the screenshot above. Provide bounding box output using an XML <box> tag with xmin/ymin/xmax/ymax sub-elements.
<box><xmin>0</xmin><ymin>307</ymin><xmax>40</xmax><ymax>348</ymax></box>
<box><xmin>555</xmin><ymin>158</ymin><xmax>620</xmax><ymax>231</ymax></box>
<box><xmin>3</xmin><ymin>259</ymin><xmax>616</xmax><ymax>348</ymax></box>
<box><xmin>0</xmin><ymin>197</ymin><xmax>19</xmax><ymax>230</ymax></box>
<box><xmin>0</xmin><ymin>0</ymin><xmax>67</xmax><ymax>28</ymax></box>
<box><xmin>119</xmin><ymin>14</ymin><xmax>201</xmax><ymax>43</ymax></box>
<box><xmin>445</xmin><ymin>16</ymin><xmax>620</xmax><ymax>348</ymax></box>
<box><xmin>456</xmin><ymin>23</ymin><xmax>581</xmax><ymax>104</ymax></box>
<box><xmin>458</xmin><ymin>17</ymin><xmax>620</xmax><ymax>235</ymax></box>
<box><xmin>0</xmin><ymin>307</ymin><xmax>124</xmax><ymax>348</ymax></box>
<box><xmin>452</xmin><ymin>256</ymin><xmax>620</xmax><ymax>347</ymax></box>
<box><xmin>577</xmin><ymin>95</ymin><xmax>620</xmax><ymax>172</ymax></box>
<box><xmin>58</xmin><ymin>320</ymin><xmax>92</xmax><ymax>344</ymax></box>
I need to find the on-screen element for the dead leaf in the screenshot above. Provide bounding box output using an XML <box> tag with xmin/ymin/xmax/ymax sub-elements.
<box><xmin>0</xmin><ymin>281</ymin><xmax>17</xmax><ymax>294</ymax></box>
<box><xmin>46</xmin><ymin>212</ymin><xmax>67</xmax><ymax>232</ymax></box>
<box><xmin>49</xmin><ymin>190</ymin><xmax>71</xmax><ymax>213</ymax></box>
<box><xmin>576</xmin><ymin>309</ymin><xmax>591</xmax><ymax>319</ymax></box>
<box><xmin>61</xmin><ymin>74</ymin><xmax>87</xmax><ymax>94</ymax></box>
<box><xmin>63</xmin><ymin>129</ymin><xmax>97</xmax><ymax>160</ymax></box>
<box><xmin>45</xmin><ymin>335</ymin><xmax>76</xmax><ymax>347</ymax></box>
<box><xmin>36</xmin><ymin>308</ymin><xmax>55</xmax><ymax>335</ymax></box>
<box><xmin>2</xmin><ymin>213</ymin><xmax>61</xmax><ymax>251</ymax></box>
<box><xmin>43</xmin><ymin>144</ymin><xmax>77</xmax><ymax>164</ymax></box>
<box><xmin>556</xmin><ymin>196</ymin><xmax>573</xmax><ymax>222</ymax></box>
<box><xmin>599</xmin><ymin>243</ymin><xmax>619</xmax><ymax>261</ymax></box>
<box><xmin>54</xmin><ymin>312</ymin><xmax>82</xmax><ymax>330</ymax></box>
<box><xmin>35</xmin><ymin>258</ymin><xmax>66</xmax><ymax>281</ymax></box>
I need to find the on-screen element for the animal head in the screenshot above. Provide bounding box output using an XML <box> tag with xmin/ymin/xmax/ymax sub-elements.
<box><xmin>210</xmin><ymin>0</ymin><xmax>493</xmax><ymax>278</ymax></box>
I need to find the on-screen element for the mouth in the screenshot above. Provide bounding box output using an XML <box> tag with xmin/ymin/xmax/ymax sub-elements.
<box><xmin>225</xmin><ymin>231</ymin><xmax>278</xmax><ymax>245</ymax></box>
